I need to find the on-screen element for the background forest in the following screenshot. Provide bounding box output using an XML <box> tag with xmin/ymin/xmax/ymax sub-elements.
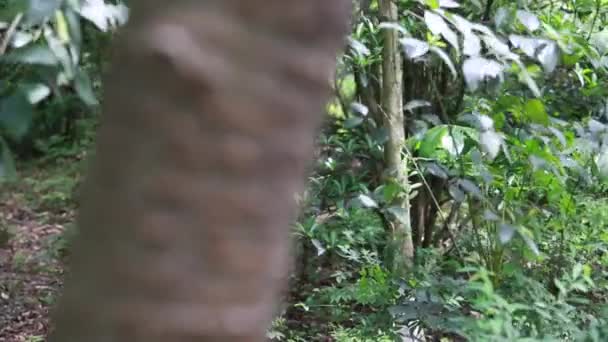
<box><xmin>0</xmin><ymin>0</ymin><xmax>608</xmax><ymax>341</ymax></box>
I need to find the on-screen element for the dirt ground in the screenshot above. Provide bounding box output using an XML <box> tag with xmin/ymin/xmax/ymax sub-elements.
<box><xmin>0</xmin><ymin>189</ymin><xmax>71</xmax><ymax>341</ymax></box>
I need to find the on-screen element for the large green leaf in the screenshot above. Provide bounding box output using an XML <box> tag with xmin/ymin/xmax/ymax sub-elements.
<box><xmin>26</xmin><ymin>0</ymin><xmax>62</xmax><ymax>24</ymax></box>
<box><xmin>0</xmin><ymin>91</ymin><xmax>34</xmax><ymax>141</ymax></box>
<box><xmin>418</xmin><ymin>125</ymin><xmax>447</xmax><ymax>158</ymax></box>
<box><xmin>524</xmin><ymin>99</ymin><xmax>549</xmax><ymax>126</ymax></box>
<box><xmin>413</xmin><ymin>125</ymin><xmax>478</xmax><ymax>158</ymax></box>
<box><xmin>74</xmin><ymin>69</ymin><xmax>99</xmax><ymax>106</ymax></box>
<box><xmin>2</xmin><ymin>44</ymin><xmax>59</xmax><ymax>66</ymax></box>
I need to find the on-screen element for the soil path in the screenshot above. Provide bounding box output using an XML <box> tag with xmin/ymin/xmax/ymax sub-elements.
<box><xmin>0</xmin><ymin>181</ymin><xmax>72</xmax><ymax>342</ymax></box>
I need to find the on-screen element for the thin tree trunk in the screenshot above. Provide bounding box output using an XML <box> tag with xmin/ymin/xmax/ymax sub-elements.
<box><xmin>48</xmin><ymin>1</ymin><xmax>350</xmax><ymax>341</ymax></box>
<box><xmin>379</xmin><ymin>0</ymin><xmax>414</xmax><ymax>269</ymax></box>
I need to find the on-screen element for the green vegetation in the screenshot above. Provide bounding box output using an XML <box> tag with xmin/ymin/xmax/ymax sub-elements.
<box><xmin>1</xmin><ymin>0</ymin><xmax>608</xmax><ymax>341</ymax></box>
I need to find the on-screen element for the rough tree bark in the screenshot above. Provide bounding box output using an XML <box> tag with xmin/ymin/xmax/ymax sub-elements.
<box><xmin>379</xmin><ymin>0</ymin><xmax>414</xmax><ymax>269</ymax></box>
<box><xmin>48</xmin><ymin>1</ymin><xmax>350</xmax><ymax>341</ymax></box>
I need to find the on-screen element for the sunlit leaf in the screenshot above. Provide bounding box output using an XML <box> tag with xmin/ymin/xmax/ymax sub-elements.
<box><xmin>509</xmin><ymin>35</ymin><xmax>542</xmax><ymax>58</ymax></box>
<box><xmin>509</xmin><ymin>35</ymin><xmax>560</xmax><ymax>73</ymax></box>
<box><xmin>21</xmin><ymin>83</ymin><xmax>51</xmax><ymax>104</ymax></box>
<box><xmin>481</xmin><ymin>35</ymin><xmax>515</xmax><ymax>59</ymax></box>
<box><xmin>351</xmin><ymin>102</ymin><xmax>369</xmax><ymax>116</ymax></box>
<box><xmin>537</xmin><ymin>42</ymin><xmax>559</xmax><ymax>73</ymax></box>
<box><xmin>441</xmin><ymin>132</ymin><xmax>463</xmax><ymax>156</ymax></box>
<box><xmin>400</xmin><ymin>37</ymin><xmax>429</xmax><ymax>59</ymax></box>
<box><xmin>425</xmin><ymin>0</ymin><xmax>440</xmax><ymax>9</ymax></box>
<box><xmin>462</xmin><ymin>57</ymin><xmax>503</xmax><ymax>91</ymax></box>
<box><xmin>591</xmin><ymin>29</ymin><xmax>608</xmax><ymax>55</ymax></box>
<box><xmin>450</xmin><ymin>14</ymin><xmax>474</xmax><ymax>33</ymax></box>
<box><xmin>311</xmin><ymin>239</ymin><xmax>326</xmax><ymax>256</ymax></box>
<box><xmin>597</xmin><ymin>148</ymin><xmax>608</xmax><ymax>182</ymax></box>
<box><xmin>588</xmin><ymin>119</ymin><xmax>605</xmax><ymax>135</ymax></box>
<box><xmin>359</xmin><ymin>194</ymin><xmax>379</xmax><ymax>208</ymax></box>
<box><xmin>439</xmin><ymin>0</ymin><xmax>460</xmax><ymax>8</ymax></box>
<box><xmin>499</xmin><ymin>223</ymin><xmax>516</xmax><ymax>243</ymax></box>
<box><xmin>480</xmin><ymin>130</ymin><xmax>503</xmax><ymax>160</ymax></box>
<box><xmin>11</xmin><ymin>32</ymin><xmax>35</xmax><ymax>49</ymax></box>
<box><xmin>378</xmin><ymin>22</ymin><xmax>408</xmax><ymax>35</ymax></box>
<box><xmin>463</xmin><ymin>30</ymin><xmax>481</xmax><ymax>56</ymax></box>
<box><xmin>79</xmin><ymin>0</ymin><xmax>129</xmax><ymax>32</ymax></box>
<box><xmin>348</xmin><ymin>37</ymin><xmax>371</xmax><ymax>56</ymax></box>
<box><xmin>477</xmin><ymin>114</ymin><xmax>494</xmax><ymax>131</ymax></box>
<box><xmin>404</xmin><ymin>99</ymin><xmax>432</xmax><ymax>112</ymax></box>
<box><xmin>55</xmin><ymin>10</ymin><xmax>71</xmax><ymax>43</ymax></box>
<box><xmin>516</xmin><ymin>10</ymin><xmax>540</xmax><ymax>32</ymax></box>
<box><xmin>424</xmin><ymin>11</ymin><xmax>460</xmax><ymax>55</ymax></box>
<box><xmin>495</xmin><ymin>7</ymin><xmax>510</xmax><ymax>29</ymax></box>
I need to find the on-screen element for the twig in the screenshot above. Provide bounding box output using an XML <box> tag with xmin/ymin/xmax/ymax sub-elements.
<box><xmin>586</xmin><ymin>0</ymin><xmax>601</xmax><ymax>40</ymax></box>
<box><xmin>0</xmin><ymin>13</ymin><xmax>23</xmax><ymax>55</ymax></box>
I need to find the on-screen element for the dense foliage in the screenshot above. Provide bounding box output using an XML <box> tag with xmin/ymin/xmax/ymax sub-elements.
<box><xmin>1</xmin><ymin>0</ymin><xmax>608</xmax><ymax>341</ymax></box>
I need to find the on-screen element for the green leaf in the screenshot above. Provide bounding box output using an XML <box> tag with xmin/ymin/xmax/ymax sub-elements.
<box><xmin>55</xmin><ymin>10</ymin><xmax>71</xmax><ymax>43</ymax></box>
<box><xmin>383</xmin><ymin>182</ymin><xmax>401</xmax><ymax>202</ymax></box>
<box><xmin>358</xmin><ymin>194</ymin><xmax>378</xmax><ymax>208</ymax></box>
<box><xmin>344</xmin><ymin>116</ymin><xmax>364</xmax><ymax>129</ymax></box>
<box><xmin>425</xmin><ymin>0</ymin><xmax>440</xmax><ymax>9</ymax></box>
<box><xmin>20</xmin><ymin>83</ymin><xmax>51</xmax><ymax>104</ymax></box>
<box><xmin>498</xmin><ymin>223</ymin><xmax>516</xmax><ymax>243</ymax></box>
<box><xmin>518</xmin><ymin>227</ymin><xmax>540</xmax><ymax>256</ymax></box>
<box><xmin>480</xmin><ymin>130</ymin><xmax>503</xmax><ymax>160</ymax></box>
<box><xmin>74</xmin><ymin>70</ymin><xmax>99</xmax><ymax>106</ymax></box>
<box><xmin>448</xmin><ymin>183</ymin><xmax>465</xmax><ymax>202</ymax></box>
<box><xmin>3</xmin><ymin>44</ymin><xmax>59</xmax><ymax>66</ymax></box>
<box><xmin>458</xmin><ymin>179</ymin><xmax>483</xmax><ymax>199</ymax></box>
<box><xmin>78</xmin><ymin>0</ymin><xmax>129</xmax><ymax>32</ymax></box>
<box><xmin>26</xmin><ymin>0</ymin><xmax>62</xmax><ymax>24</ymax></box>
<box><xmin>425</xmin><ymin>11</ymin><xmax>459</xmax><ymax>55</ymax></box>
<box><xmin>387</xmin><ymin>206</ymin><xmax>409</xmax><ymax>225</ymax></box>
<box><xmin>0</xmin><ymin>91</ymin><xmax>34</xmax><ymax>141</ymax></box>
<box><xmin>418</xmin><ymin>126</ymin><xmax>447</xmax><ymax>158</ymax></box>
<box><xmin>524</xmin><ymin>99</ymin><xmax>549</xmax><ymax>126</ymax></box>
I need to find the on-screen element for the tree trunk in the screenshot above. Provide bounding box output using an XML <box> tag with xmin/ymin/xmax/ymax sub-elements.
<box><xmin>48</xmin><ymin>1</ymin><xmax>350</xmax><ymax>341</ymax></box>
<box><xmin>379</xmin><ymin>0</ymin><xmax>414</xmax><ymax>269</ymax></box>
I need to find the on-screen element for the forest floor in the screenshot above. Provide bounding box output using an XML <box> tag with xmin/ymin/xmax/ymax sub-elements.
<box><xmin>0</xmin><ymin>163</ymin><xmax>78</xmax><ymax>342</ymax></box>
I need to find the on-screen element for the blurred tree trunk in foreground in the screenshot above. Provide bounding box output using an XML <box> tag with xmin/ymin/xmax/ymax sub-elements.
<box><xmin>49</xmin><ymin>1</ymin><xmax>350</xmax><ymax>341</ymax></box>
